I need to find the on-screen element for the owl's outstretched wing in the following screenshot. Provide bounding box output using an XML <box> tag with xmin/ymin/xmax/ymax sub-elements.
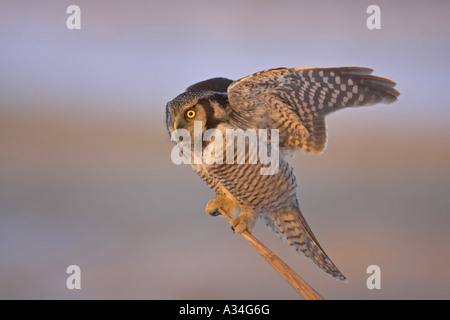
<box><xmin>227</xmin><ymin>67</ymin><xmax>400</xmax><ymax>153</ymax></box>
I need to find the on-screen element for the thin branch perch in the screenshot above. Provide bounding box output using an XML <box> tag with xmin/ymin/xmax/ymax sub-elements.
<box><xmin>218</xmin><ymin>208</ymin><xmax>324</xmax><ymax>300</ymax></box>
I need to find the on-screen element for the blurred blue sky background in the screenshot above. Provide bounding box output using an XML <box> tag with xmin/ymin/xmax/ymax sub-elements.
<box><xmin>1</xmin><ymin>0</ymin><xmax>449</xmax><ymax>299</ymax></box>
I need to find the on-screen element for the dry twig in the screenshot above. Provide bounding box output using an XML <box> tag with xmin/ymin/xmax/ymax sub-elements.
<box><xmin>218</xmin><ymin>208</ymin><xmax>324</xmax><ymax>300</ymax></box>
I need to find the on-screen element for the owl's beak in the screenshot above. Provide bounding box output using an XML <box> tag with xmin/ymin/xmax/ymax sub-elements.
<box><xmin>173</xmin><ymin>121</ymin><xmax>177</xmax><ymax>130</ymax></box>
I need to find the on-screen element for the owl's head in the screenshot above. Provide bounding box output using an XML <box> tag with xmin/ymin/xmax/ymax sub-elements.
<box><xmin>166</xmin><ymin>90</ymin><xmax>210</xmax><ymax>136</ymax></box>
<box><xmin>165</xmin><ymin>77</ymin><xmax>233</xmax><ymax>137</ymax></box>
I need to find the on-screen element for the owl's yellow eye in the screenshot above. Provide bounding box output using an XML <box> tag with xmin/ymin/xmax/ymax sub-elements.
<box><xmin>186</xmin><ymin>110</ymin><xmax>196</xmax><ymax>119</ymax></box>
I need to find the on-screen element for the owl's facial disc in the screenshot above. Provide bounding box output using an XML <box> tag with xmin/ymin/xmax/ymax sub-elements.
<box><xmin>174</xmin><ymin>109</ymin><xmax>195</xmax><ymax>130</ymax></box>
<box><xmin>169</xmin><ymin>104</ymin><xmax>204</xmax><ymax>138</ymax></box>
<box><xmin>167</xmin><ymin>90</ymin><xmax>225</xmax><ymax>137</ymax></box>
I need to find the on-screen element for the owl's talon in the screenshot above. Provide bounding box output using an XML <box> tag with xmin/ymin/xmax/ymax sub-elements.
<box><xmin>230</xmin><ymin>215</ymin><xmax>252</xmax><ymax>234</ymax></box>
<box><xmin>206</xmin><ymin>196</ymin><xmax>239</xmax><ymax>217</ymax></box>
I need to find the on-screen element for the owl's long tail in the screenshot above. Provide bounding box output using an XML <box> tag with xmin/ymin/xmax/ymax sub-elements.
<box><xmin>263</xmin><ymin>206</ymin><xmax>346</xmax><ymax>281</ymax></box>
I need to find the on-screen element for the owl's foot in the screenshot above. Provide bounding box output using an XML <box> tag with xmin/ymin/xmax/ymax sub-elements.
<box><xmin>230</xmin><ymin>212</ymin><xmax>254</xmax><ymax>234</ymax></box>
<box><xmin>206</xmin><ymin>196</ymin><xmax>239</xmax><ymax>217</ymax></box>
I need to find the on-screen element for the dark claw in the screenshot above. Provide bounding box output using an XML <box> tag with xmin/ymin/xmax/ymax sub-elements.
<box><xmin>231</xmin><ymin>226</ymin><xmax>235</xmax><ymax>233</ymax></box>
<box><xmin>208</xmin><ymin>209</ymin><xmax>220</xmax><ymax>217</ymax></box>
